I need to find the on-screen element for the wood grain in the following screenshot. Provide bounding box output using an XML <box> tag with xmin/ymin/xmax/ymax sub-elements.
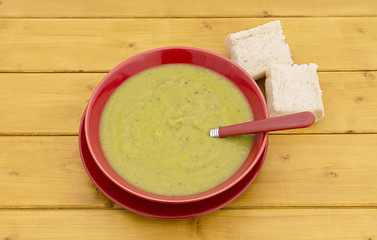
<box><xmin>0</xmin><ymin>136</ymin><xmax>109</xmax><ymax>208</ymax></box>
<box><xmin>233</xmin><ymin>134</ymin><xmax>377</xmax><ymax>207</ymax></box>
<box><xmin>1</xmin><ymin>135</ymin><xmax>376</xmax><ymax>208</ymax></box>
<box><xmin>1</xmin><ymin>72</ymin><xmax>376</xmax><ymax>134</ymax></box>
<box><xmin>0</xmin><ymin>73</ymin><xmax>100</xmax><ymax>134</ymax></box>
<box><xmin>0</xmin><ymin>0</ymin><xmax>376</xmax><ymax>17</ymax></box>
<box><xmin>0</xmin><ymin>18</ymin><xmax>376</xmax><ymax>72</ymax></box>
<box><xmin>0</xmin><ymin>209</ymin><xmax>376</xmax><ymax>239</ymax></box>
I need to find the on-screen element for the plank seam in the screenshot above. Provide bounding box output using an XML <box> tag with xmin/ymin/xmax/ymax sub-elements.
<box><xmin>0</xmin><ymin>70</ymin><xmax>376</xmax><ymax>74</ymax></box>
<box><xmin>0</xmin><ymin>16</ymin><xmax>376</xmax><ymax>19</ymax></box>
<box><xmin>1</xmin><ymin>206</ymin><xmax>377</xmax><ymax>210</ymax></box>
<box><xmin>0</xmin><ymin>132</ymin><xmax>376</xmax><ymax>137</ymax></box>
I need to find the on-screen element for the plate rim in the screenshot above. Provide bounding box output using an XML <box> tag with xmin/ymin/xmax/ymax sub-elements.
<box><xmin>79</xmin><ymin>108</ymin><xmax>268</xmax><ymax>219</ymax></box>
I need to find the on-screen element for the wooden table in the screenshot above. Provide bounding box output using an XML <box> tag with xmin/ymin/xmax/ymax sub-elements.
<box><xmin>1</xmin><ymin>1</ymin><xmax>377</xmax><ymax>239</ymax></box>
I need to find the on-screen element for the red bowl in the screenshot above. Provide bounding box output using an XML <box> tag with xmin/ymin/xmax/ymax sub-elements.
<box><xmin>85</xmin><ymin>46</ymin><xmax>269</xmax><ymax>203</ymax></box>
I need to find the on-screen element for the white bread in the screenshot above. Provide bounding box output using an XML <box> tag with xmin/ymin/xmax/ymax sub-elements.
<box><xmin>226</xmin><ymin>20</ymin><xmax>293</xmax><ymax>80</ymax></box>
<box><xmin>265</xmin><ymin>63</ymin><xmax>324</xmax><ymax>121</ymax></box>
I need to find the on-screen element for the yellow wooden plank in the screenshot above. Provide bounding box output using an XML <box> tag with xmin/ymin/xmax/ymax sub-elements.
<box><xmin>0</xmin><ymin>18</ymin><xmax>376</xmax><ymax>72</ymax></box>
<box><xmin>0</xmin><ymin>0</ymin><xmax>376</xmax><ymax>17</ymax></box>
<box><xmin>233</xmin><ymin>134</ymin><xmax>377</xmax><ymax>207</ymax></box>
<box><xmin>0</xmin><ymin>136</ymin><xmax>110</xmax><ymax>208</ymax></box>
<box><xmin>0</xmin><ymin>209</ymin><xmax>376</xmax><ymax>239</ymax></box>
<box><xmin>0</xmin><ymin>73</ymin><xmax>101</xmax><ymax>134</ymax></box>
<box><xmin>1</xmin><ymin>72</ymin><xmax>376</xmax><ymax>134</ymax></box>
<box><xmin>1</xmin><ymin>135</ymin><xmax>376</xmax><ymax>208</ymax></box>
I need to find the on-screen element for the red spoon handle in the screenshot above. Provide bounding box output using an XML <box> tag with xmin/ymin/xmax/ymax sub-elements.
<box><xmin>217</xmin><ymin>111</ymin><xmax>315</xmax><ymax>138</ymax></box>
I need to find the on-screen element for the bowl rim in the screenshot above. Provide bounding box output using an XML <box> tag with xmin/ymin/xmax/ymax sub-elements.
<box><xmin>85</xmin><ymin>46</ymin><xmax>269</xmax><ymax>203</ymax></box>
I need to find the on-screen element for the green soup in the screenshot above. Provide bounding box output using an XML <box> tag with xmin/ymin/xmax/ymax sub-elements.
<box><xmin>100</xmin><ymin>64</ymin><xmax>253</xmax><ymax>196</ymax></box>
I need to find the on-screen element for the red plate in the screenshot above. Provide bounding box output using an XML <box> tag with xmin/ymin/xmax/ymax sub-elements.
<box><xmin>79</xmin><ymin>109</ymin><xmax>268</xmax><ymax>219</ymax></box>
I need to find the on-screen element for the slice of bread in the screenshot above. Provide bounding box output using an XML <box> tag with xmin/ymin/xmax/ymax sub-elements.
<box><xmin>226</xmin><ymin>20</ymin><xmax>293</xmax><ymax>80</ymax></box>
<box><xmin>265</xmin><ymin>63</ymin><xmax>324</xmax><ymax>121</ymax></box>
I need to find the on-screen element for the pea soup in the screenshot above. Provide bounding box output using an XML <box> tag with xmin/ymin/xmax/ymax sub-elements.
<box><xmin>100</xmin><ymin>64</ymin><xmax>253</xmax><ymax>196</ymax></box>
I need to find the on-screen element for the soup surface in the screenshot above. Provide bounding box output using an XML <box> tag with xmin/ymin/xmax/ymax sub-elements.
<box><xmin>100</xmin><ymin>64</ymin><xmax>253</xmax><ymax>196</ymax></box>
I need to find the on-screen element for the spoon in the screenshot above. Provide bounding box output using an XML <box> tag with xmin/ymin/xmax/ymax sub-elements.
<box><xmin>209</xmin><ymin>111</ymin><xmax>315</xmax><ymax>138</ymax></box>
